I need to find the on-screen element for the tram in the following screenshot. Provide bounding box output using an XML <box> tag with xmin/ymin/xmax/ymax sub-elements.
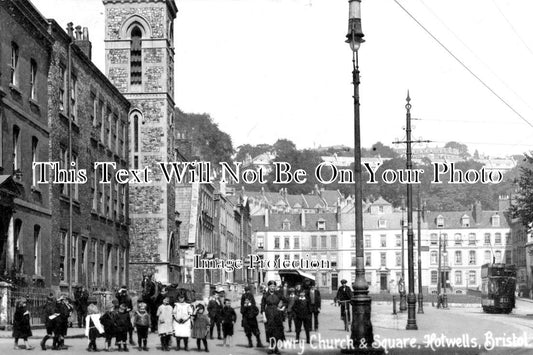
<box><xmin>481</xmin><ymin>263</ymin><xmax>516</xmax><ymax>314</ymax></box>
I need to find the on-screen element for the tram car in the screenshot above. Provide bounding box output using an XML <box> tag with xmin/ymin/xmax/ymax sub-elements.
<box><xmin>481</xmin><ymin>263</ymin><xmax>516</xmax><ymax>314</ymax></box>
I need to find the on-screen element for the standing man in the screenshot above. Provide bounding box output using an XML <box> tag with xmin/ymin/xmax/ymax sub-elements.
<box><xmin>335</xmin><ymin>279</ymin><xmax>352</xmax><ymax>323</ymax></box>
<box><xmin>207</xmin><ymin>291</ymin><xmax>222</xmax><ymax>339</ymax></box>
<box><xmin>73</xmin><ymin>284</ymin><xmax>89</xmax><ymax>328</ymax></box>
<box><xmin>261</xmin><ymin>281</ymin><xmax>286</xmax><ymax>355</ymax></box>
<box><xmin>116</xmin><ymin>286</ymin><xmax>135</xmax><ymax>346</ymax></box>
<box><xmin>293</xmin><ymin>290</ymin><xmax>312</xmax><ymax>344</ymax></box>
<box><xmin>307</xmin><ymin>282</ymin><xmax>321</xmax><ymax>331</ymax></box>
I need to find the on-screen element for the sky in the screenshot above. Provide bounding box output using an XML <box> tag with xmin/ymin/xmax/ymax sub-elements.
<box><xmin>32</xmin><ymin>0</ymin><xmax>533</xmax><ymax>158</ymax></box>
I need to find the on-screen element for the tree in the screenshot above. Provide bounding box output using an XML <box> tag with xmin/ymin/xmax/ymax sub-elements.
<box><xmin>369</xmin><ymin>142</ymin><xmax>399</xmax><ymax>158</ymax></box>
<box><xmin>510</xmin><ymin>154</ymin><xmax>533</xmax><ymax>231</ymax></box>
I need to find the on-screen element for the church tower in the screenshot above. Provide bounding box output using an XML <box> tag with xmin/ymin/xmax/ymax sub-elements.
<box><xmin>103</xmin><ymin>0</ymin><xmax>179</xmax><ymax>287</ymax></box>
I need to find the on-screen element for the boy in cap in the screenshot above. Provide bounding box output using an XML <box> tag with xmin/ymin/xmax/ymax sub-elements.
<box><xmin>286</xmin><ymin>288</ymin><xmax>296</xmax><ymax>332</ymax></box>
<box><xmin>335</xmin><ymin>279</ymin><xmax>352</xmax><ymax>323</ymax></box>
<box><xmin>207</xmin><ymin>291</ymin><xmax>222</xmax><ymax>340</ymax></box>
<box><xmin>40</xmin><ymin>294</ymin><xmax>58</xmax><ymax>350</ymax></box>
<box><xmin>133</xmin><ymin>302</ymin><xmax>151</xmax><ymax>351</ymax></box>
<box><xmin>115</xmin><ymin>303</ymin><xmax>133</xmax><ymax>351</ymax></box>
<box><xmin>241</xmin><ymin>298</ymin><xmax>263</xmax><ymax>348</ymax></box>
<box><xmin>115</xmin><ymin>286</ymin><xmax>135</xmax><ymax>346</ymax></box>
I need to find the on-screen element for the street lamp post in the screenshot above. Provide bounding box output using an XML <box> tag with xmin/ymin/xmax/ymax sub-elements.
<box><xmin>405</xmin><ymin>93</ymin><xmax>418</xmax><ymax>330</ymax></box>
<box><xmin>400</xmin><ymin>197</ymin><xmax>407</xmax><ymax>312</ymax></box>
<box><xmin>417</xmin><ymin>187</ymin><xmax>424</xmax><ymax>314</ymax></box>
<box><xmin>346</xmin><ymin>0</ymin><xmax>375</xmax><ymax>347</ymax></box>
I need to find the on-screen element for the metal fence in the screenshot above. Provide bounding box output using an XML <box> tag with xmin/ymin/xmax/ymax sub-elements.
<box><xmin>8</xmin><ymin>287</ymin><xmax>52</xmax><ymax>326</ymax></box>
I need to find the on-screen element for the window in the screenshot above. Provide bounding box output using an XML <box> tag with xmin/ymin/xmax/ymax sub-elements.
<box><xmin>91</xmin><ymin>167</ymin><xmax>97</xmax><ymax>211</ymax></box>
<box><xmin>469</xmin><ymin>270</ymin><xmax>476</xmax><ymax>285</ymax></box>
<box><xmin>431</xmin><ymin>271</ymin><xmax>438</xmax><ymax>284</ymax></box>
<box><xmin>284</xmin><ymin>237</ymin><xmax>290</xmax><ymax>249</ymax></box>
<box><xmin>395</xmin><ymin>252</ymin><xmax>401</xmax><ymax>267</ymax></box>
<box><xmin>282</xmin><ymin>220</ymin><xmax>290</xmax><ymax>231</ymax></box>
<box><xmin>60</xmin><ymin>230</ymin><xmax>67</xmax><ymax>281</ymax></box>
<box><xmin>294</xmin><ymin>253</ymin><xmax>300</xmax><ymax>261</ymax></box>
<box><xmin>13</xmin><ymin>125</ymin><xmax>20</xmax><ymax>173</ymax></box>
<box><xmin>378</xmin><ymin>219</ymin><xmax>387</xmax><ymax>228</ymax></box>
<box><xmin>100</xmin><ymin>103</ymin><xmax>106</xmax><ymax>142</ymax></box>
<box><xmin>364</xmin><ymin>235</ymin><xmax>370</xmax><ymax>248</ymax></box>
<box><xmin>311</xmin><ymin>235</ymin><xmax>317</xmax><ymax>249</ymax></box>
<box><xmin>71</xmin><ymin>74</ymin><xmax>77</xmax><ymax>121</ymax></box>
<box><xmin>59</xmin><ymin>66</ymin><xmax>66</xmax><ymax>111</ymax></box>
<box><xmin>430</xmin><ymin>251</ymin><xmax>437</xmax><ymax>265</ymax></box>
<box><xmin>31</xmin><ymin>137</ymin><xmax>38</xmax><ymax>186</ymax></box>
<box><xmin>257</xmin><ymin>236</ymin><xmax>264</xmax><ymax>249</ymax></box>
<box><xmin>330</xmin><ymin>235</ymin><xmax>337</xmax><ymax>249</ymax></box>
<box><xmin>113</xmin><ymin>115</ymin><xmax>118</xmax><ymax>153</ymax></box>
<box><xmin>274</xmin><ymin>237</ymin><xmax>280</xmax><ymax>249</ymax></box>
<box><xmin>34</xmin><ymin>225</ymin><xmax>41</xmax><ymax>275</ymax></box>
<box><xmin>430</xmin><ymin>233</ymin><xmax>438</xmax><ymax>246</ymax></box>
<box><xmin>284</xmin><ymin>254</ymin><xmax>290</xmax><ymax>261</ymax></box>
<box><xmin>73</xmin><ymin>153</ymin><xmax>79</xmax><ymax>200</ymax></box>
<box><xmin>454</xmin><ymin>233</ymin><xmax>462</xmax><ymax>245</ymax></box>
<box><xmin>380</xmin><ymin>252</ymin><xmax>386</xmax><ymax>267</ymax></box>
<box><xmin>469</xmin><ymin>251</ymin><xmax>476</xmax><ymax>265</ymax></box>
<box><xmin>92</xmin><ymin>95</ymin><xmax>98</xmax><ymax>126</ymax></box>
<box><xmin>468</xmin><ymin>233</ymin><xmax>476</xmax><ymax>246</ymax></box>
<box><xmin>380</xmin><ymin>234</ymin><xmax>386</xmax><ymax>247</ymax></box>
<box><xmin>484</xmin><ymin>250</ymin><xmax>491</xmax><ymax>263</ymax></box>
<box><xmin>91</xmin><ymin>240</ymin><xmax>97</xmax><ymax>285</ymax></box>
<box><xmin>59</xmin><ymin>146</ymin><xmax>68</xmax><ymax>195</ymax></box>
<box><xmin>293</xmin><ymin>237</ymin><xmax>300</xmax><ymax>249</ymax></box>
<box><xmin>461</xmin><ymin>215</ymin><xmax>470</xmax><ymax>227</ymax></box>
<box><xmin>495</xmin><ymin>233</ymin><xmax>501</xmax><ymax>245</ymax></box>
<box><xmin>365</xmin><ymin>252</ymin><xmax>371</xmax><ymax>267</ymax></box>
<box><xmin>317</xmin><ymin>219</ymin><xmax>326</xmax><ymax>230</ymax></box>
<box><xmin>455</xmin><ymin>251</ymin><xmax>462</xmax><ymax>265</ymax></box>
<box><xmin>351</xmin><ymin>252</ymin><xmax>356</xmax><ymax>267</ymax></box>
<box><xmin>10</xmin><ymin>43</ymin><xmax>19</xmax><ymax>86</ymax></box>
<box><xmin>72</xmin><ymin>233</ymin><xmax>78</xmax><ymax>283</ymax></box>
<box><xmin>81</xmin><ymin>240</ymin><xmax>87</xmax><ymax>282</ymax></box>
<box><xmin>484</xmin><ymin>233</ymin><xmax>491</xmax><ymax>245</ymax></box>
<box><xmin>320</xmin><ymin>235</ymin><xmax>327</xmax><ymax>249</ymax></box>
<box><xmin>130</xmin><ymin>26</ymin><xmax>143</xmax><ymax>85</ymax></box>
<box><xmin>30</xmin><ymin>59</ymin><xmax>37</xmax><ymax>100</ymax></box>
<box><xmin>436</xmin><ymin>215</ymin><xmax>444</xmax><ymax>228</ymax></box>
<box><xmin>491</xmin><ymin>215</ymin><xmax>500</xmax><ymax>227</ymax></box>
<box><xmin>455</xmin><ymin>271</ymin><xmax>462</xmax><ymax>285</ymax></box>
<box><xmin>495</xmin><ymin>251</ymin><xmax>502</xmax><ymax>263</ymax></box>
<box><xmin>14</xmin><ymin>219</ymin><xmax>23</xmax><ymax>274</ymax></box>
<box><xmin>395</xmin><ymin>234</ymin><xmax>401</xmax><ymax>247</ymax></box>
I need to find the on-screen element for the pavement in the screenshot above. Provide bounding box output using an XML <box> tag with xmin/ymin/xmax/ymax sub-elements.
<box><xmin>1</xmin><ymin>296</ymin><xmax>533</xmax><ymax>354</ymax></box>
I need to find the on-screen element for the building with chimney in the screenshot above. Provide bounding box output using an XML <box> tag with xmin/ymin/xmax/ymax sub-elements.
<box><xmin>47</xmin><ymin>20</ymin><xmax>130</xmax><ymax>292</ymax></box>
<box><xmin>103</xmin><ymin>0</ymin><xmax>179</xmax><ymax>288</ymax></box>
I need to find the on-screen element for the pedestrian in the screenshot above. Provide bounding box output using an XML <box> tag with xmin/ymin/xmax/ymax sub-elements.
<box><xmin>85</xmin><ymin>304</ymin><xmax>104</xmax><ymax>352</ymax></box>
<box><xmin>115</xmin><ymin>303</ymin><xmax>133</xmax><ymax>351</ymax></box>
<box><xmin>241</xmin><ymin>298</ymin><xmax>263</xmax><ymax>348</ymax></box>
<box><xmin>240</xmin><ymin>285</ymin><xmax>256</xmax><ymax>309</ymax></box>
<box><xmin>286</xmin><ymin>288</ymin><xmax>296</xmax><ymax>332</ymax></box>
<box><xmin>261</xmin><ymin>280</ymin><xmax>286</xmax><ymax>355</ymax></box>
<box><xmin>133</xmin><ymin>302</ymin><xmax>151</xmax><ymax>351</ymax></box>
<box><xmin>115</xmin><ymin>286</ymin><xmax>135</xmax><ymax>346</ymax></box>
<box><xmin>172</xmin><ymin>292</ymin><xmax>193</xmax><ymax>350</ymax></box>
<box><xmin>293</xmin><ymin>290</ymin><xmax>312</xmax><ymax>344</ymax></box>
<box><xmin>156</xmin><ymin>297</ymin><xmax>173</xmax><ymax>351</ymax></box>
<box><xmin>12</xmin><ymin>298</ymin><xmax>33</xmax><ymax>350</ymax></box>
<box><xmin>40</xmin><ymin>294</ymin><xmax>58</xmax><ymax>350</ymax></box>
<box><xmin>54</xmin><ymin>294</ymin><xmax>73</xmax><ymax>350</ymax></box>
<box><xmin>221</xmin><ymin>299</ymin><xmax>236</xmax><ymax>347</ymax></box>
<box><xmin>281</xmin><ymin>282</ymin><xmax>289</xmax><ymax>298</ymax></box>
<box><xmin>207</xmin><ymin>291</ymin><xmax>222</xmax><ymax>339</ymax></box>
<box><xmin>307</xmin><ymin>282</ymin><xmax>321</xmax><ymax>331</ymax></box>
<box><xmin>100</xmin><ymin>303</ymin><xmax>117</xmax><ymax>351</ymax></box>
<box><xmin>191</xmin><ymin>304</ymin><xmax>210</xmax><ymax>352</ymax></box>
<box><xmin>74</xmin><ymin>284</ymin><xmax>90</xmax><ymax>328</ymax></box>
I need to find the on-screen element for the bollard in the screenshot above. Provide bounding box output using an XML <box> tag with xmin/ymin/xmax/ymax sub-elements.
<box><xmin>443</xmin><ymin>293</ymin><xmax>448</xmax><ymax>309</ymax></box>
<box><xmin>392</xmin><ymin>295</ymin><xmax>397</xmax><ymax>315</ymax></box>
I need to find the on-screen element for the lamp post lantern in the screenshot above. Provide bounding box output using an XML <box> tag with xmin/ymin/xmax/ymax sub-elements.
<box><xmin>345</xmin><ymin>0</ymin><xmax>375</xmax><ymax>348</ymax></box>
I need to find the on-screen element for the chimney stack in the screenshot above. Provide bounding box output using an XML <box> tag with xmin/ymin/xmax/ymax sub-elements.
<box><xmin>74</xmin><ymin>26</ymin><xmax>92</xmax><ymax>60</ymax></box>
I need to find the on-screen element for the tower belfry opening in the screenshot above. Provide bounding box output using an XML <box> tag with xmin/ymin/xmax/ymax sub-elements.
<box><xmin>130</xmin><ymin>26</ymin><xmax>142</xmax><ymax>86</ymax></box>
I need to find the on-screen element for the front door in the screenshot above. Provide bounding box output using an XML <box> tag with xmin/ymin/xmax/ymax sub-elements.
<box><xmin>331</xmin><ymin>273</ymin><xmax>338</xmax><ymax>291</ymax></box>
<box><xmin>380</xmin><ymin>274</ymin><xmax>388</xmax><ymax>290</ymax></box>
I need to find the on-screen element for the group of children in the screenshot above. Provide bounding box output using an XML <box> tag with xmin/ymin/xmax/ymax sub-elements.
<box><xmin>155</xmin><ymin>294</ymin><xmax>237</xmax><ymax>352</ymax></box>
<box><xmin>12</xmin><ymin>290</ymin><xmax>262</xmax><ymax>352</ymax></box>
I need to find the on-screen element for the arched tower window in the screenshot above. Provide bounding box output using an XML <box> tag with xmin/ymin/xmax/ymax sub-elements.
<box><xmin>130</xmin><ymin>26</ymin><xmax>142</xmax><ymax>86</ymax></box>
<box><xmin>130</xmin><ymin>110</ymin><xmax>142</xmax><ymax>169</ymax></box>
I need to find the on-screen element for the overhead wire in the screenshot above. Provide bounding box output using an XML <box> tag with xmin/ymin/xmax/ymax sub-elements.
<box><xmin>392</xmin><ymin>0</ymin><xmax>533</xmax><ymax>130</ymax></box>
<box><xmin>419</xmin><ymin>0</ymin><xmax>533</xmax><ymax>115</ymax></box>
<box><xmin>491</xmin><ymin>0</ymin><xmax>533</xmax><ymax>59</ymax></box>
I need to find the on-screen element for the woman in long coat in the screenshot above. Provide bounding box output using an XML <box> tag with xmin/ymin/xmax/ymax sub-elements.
<box><xmin>261</xmin><ymin>281</ymin><xmax>287</xmax><ymax>355</ymax></box>
<box><xmin>172</xmin><ymin>293</ymin><xmax>193</xmax><ymax>350</ymax></box>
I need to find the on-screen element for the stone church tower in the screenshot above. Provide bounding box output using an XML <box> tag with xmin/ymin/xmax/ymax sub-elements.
<box><xmin>103</xmin><ymin>0</ymin><xmax>179</xmax><ymax>287</ymax></box>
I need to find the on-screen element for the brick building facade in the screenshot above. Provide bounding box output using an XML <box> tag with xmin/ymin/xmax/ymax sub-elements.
<box><xmin>47</xmin><ymin>21</ymin><xmax>130</xmax><ymax>292</ymax></box>
<box><xmin>0</xmin><ymin>0</ymin><xmax>53</xmax><ymax>286</ymax></box>
<box><xmin>103</xmin><ymin>0</ymin><xmax>179</xmax><ymax>288</ymax></box>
